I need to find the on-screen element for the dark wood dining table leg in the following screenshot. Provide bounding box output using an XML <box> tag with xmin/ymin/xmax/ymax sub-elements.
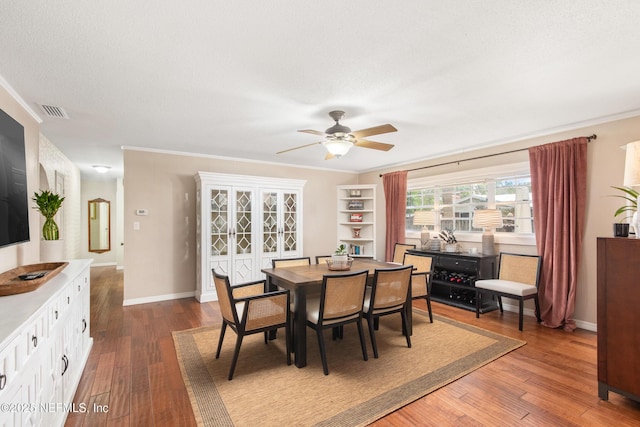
<box><xmin>293</xmin><ymin>286</ymin><xmax>307</xmax><ymax>368</ymax></box>
<box><xmin>266</xmin><ymin>276</ymin><xmax>278</xmax><ymax>340</ymax></box>
<box><xmin>404</xmin><ymin>287</ymin><xmax>413</xmax><ymax>336</ymax></box>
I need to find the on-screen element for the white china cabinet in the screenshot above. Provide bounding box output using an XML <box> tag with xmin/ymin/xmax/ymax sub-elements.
<box><xmin>195</xmin><ymin>172</ymin><xmax>305</xmax><ymax>302</ymax></box>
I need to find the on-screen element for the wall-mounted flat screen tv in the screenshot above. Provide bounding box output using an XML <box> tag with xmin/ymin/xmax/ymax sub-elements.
<box><xmin>0</xmin><ymin>108</ymin><xmax>30</xmax><ymax>248</ymax></box>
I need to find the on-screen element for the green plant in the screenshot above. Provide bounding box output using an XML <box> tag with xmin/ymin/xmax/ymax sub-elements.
<box><xmin>610</xmin><ymin>186</ymin><xmax>639</xmax><ymax>221</ymax></box>
<box><xmin>334</xmin><ymin>243</ymin><xmax>347</xmax><ymax>255</ymax></box>
<box><xmin>32</xmin><ymin>190</ymin><xmax>65</xmax><ymax>240</ymax></box>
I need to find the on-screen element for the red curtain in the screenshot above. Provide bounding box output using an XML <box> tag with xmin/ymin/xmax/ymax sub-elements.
<box><xmin>382</xmin><ymin>171</ymin><xmax>408</xmax><ymax>262</ymax></box>
<box><xmin>529</xmin><ymin>137</ymin><xmax>588</xmax><ymax>331</ymax></box>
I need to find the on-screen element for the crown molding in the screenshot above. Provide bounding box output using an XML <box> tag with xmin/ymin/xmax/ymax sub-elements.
<box><xmin>0</xmin><ymin>73</ymin><xmax>42</xmax><ymax>124</ymax></box>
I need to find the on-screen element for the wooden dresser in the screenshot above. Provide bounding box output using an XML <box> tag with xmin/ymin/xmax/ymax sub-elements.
<box><xmin>596</xmin><ymin>237</ymin><xmax>640</xmax><ymax>402</ymax></box>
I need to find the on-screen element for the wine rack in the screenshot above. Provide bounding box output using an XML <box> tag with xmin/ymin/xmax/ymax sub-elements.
<box><xmin>408</xmin><ymin>249</ymin><xmax>498</xmax><ymax>313</ymax></box>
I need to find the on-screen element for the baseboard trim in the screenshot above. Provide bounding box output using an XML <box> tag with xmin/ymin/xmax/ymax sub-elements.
<box><xmin>501</xmin><ymin>302</ymin><xmax>596</xmax><ymax>332</ymax></box>
<box><xmin>90</xmin><ymin>262</ymin><xmax>117</xmax><ymax>267</ymax></box>
<box><xmin>123</xmin><ymin>291</ymin><xmax>195</xmax><ymax>306</ymax></box>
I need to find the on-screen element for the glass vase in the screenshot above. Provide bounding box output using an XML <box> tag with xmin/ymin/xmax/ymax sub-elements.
<box><xmin>42</xmin><ymin>217</ymin><xmax>59</xmax><ymax>240</ymax></box>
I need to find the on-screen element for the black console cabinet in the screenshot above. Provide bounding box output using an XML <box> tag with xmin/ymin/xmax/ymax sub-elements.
<box><xmin>407</xmin><ymin>249</ymin><xmax>498</xmax><ymax>313</ymax></box>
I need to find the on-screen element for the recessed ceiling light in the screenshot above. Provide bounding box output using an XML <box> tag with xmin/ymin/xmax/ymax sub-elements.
<box><xmin>93</xmin><ymin>165</ymin><xmax>111</xmax><ymax>174</ymax></box>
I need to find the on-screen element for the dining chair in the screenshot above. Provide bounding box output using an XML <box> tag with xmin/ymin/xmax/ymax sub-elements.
<box><xmin>474</xmin><ymin>253</ymin><xmax>542</xmax><ymax>331</ymax></box>
<box><xmin>272</xmin><ymin>257</ymin><xmax>311</xmax><ymax>268</ymax></box>
<box><xmin>403</xmin><ymin>253</ymin><xmax>434</xmax><ymax>323</ymax></box>
<box><xmin>315</xmin><ymin>255</ymin><xmax>332</xmax><ymax>264</ymax></box>
<box><xmin>272</xmin><ymin>257</ymin><xmax>312</xmax><ymax>305</ymax></box>
<box><xmin>212</xmin><ymin>269</ymin><xmax>291</xmax><ymax>380</ymax></box>
<box><xmin>363</xmin><ymin>264</ymin><xmax>413</xmax><ymax>358</ymax></box>
<box><xmin>305</xmin><ymin>269</ymin><xmax>369</xmax><ymax>375</ymax></box>
<box><xmin>392</xmin><ymin>243</ymin><xmax>416</xmax><ymax>264</ymax></box>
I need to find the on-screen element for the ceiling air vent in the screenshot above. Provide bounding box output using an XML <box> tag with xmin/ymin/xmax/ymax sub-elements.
<box><xmin>38</xmin><ymin>104</ymin><xmax>69</xmax><ymax>119</ymax></box>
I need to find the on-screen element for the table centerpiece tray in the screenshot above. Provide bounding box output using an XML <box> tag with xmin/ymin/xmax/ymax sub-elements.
<box><xmin>326</xmin><ymin>259</ymin><xmax>353</xmax><ymax>271</ymax></box>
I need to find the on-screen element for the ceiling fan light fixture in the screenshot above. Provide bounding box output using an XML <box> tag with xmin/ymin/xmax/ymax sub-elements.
<box><xmin>325</xmin><ymin>123</ymin><xmax>352</xmax><ymax>135</ymax></box>
<box><xmin>283</xmin><ymin>110</ymin><xmax>397</xmax><ymax>159</ymax></box>
<box><xmin>323</xmin><ymin>139</ymin><xmax>353</xmax><ymax>157</ymax></box>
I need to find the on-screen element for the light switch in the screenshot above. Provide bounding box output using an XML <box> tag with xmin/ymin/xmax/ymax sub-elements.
<box><xmin>133</xmin><ymin>221</ymin><xmax>140</xmax><ymax>230</ymax></box>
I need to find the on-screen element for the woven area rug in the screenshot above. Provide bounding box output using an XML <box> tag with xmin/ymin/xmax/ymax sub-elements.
<box><xmin>172</xmin><ymin>310</ymin><xmax>525</xmax><ymax>427</ymax></box>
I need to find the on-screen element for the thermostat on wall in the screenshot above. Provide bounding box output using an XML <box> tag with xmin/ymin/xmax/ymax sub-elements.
<box><xmin>136</xmin><ymin>209</ymin><xmax>149</xmax><ymax>216</ymax></box>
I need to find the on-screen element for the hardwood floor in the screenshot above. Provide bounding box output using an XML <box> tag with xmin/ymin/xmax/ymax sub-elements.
<box><xmin>66</xmin><ymin>266</ymin><xmax>640</xmax><ymax>426</ymax></box>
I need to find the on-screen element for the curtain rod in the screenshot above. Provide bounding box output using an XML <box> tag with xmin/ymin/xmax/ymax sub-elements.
<box><xmin>379</xmin><ymin>134</ymin><xmax>597</xmax><ymax>177</ymax></box>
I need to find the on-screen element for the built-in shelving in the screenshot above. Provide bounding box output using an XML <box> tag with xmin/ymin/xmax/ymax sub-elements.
<box><xmin>337</xmin><ymin>185</ymin><xmax>376</xmax><ymax>259</ymax></box>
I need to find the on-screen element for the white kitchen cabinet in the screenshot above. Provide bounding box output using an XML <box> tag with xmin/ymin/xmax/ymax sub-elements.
<box><xmin>195</xmin><ymin>172</ymin><xmax>305</xmax><ymax>302</ymax></box>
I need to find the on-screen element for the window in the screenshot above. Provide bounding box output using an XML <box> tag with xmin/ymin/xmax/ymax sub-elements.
<box><xmin>495</xmin><ymin>176</ymin><xmax>534</xmax><ymax>234</ymax></box>
<box><xmin>406</xmin><ymin>163</ymin><xmax>535</xmax><ymax>244</ymax></box>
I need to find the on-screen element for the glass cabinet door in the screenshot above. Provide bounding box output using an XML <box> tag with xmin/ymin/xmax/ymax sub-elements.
<box><xmin>262</xmin><ymin>192</ymin><xmax>279</xmax><ymax>256</ymax></box>
<box><xmin>260</xmin><ymin>190</ymin><xmax>299</xmax><ymax>260</ymax></box>
<box><xmin>234</xmin><ymin>190</ymin><xmax>253</xmax><ymax>255</ymax></box>
<box><xmin>282</xmin><ymin>192</ymin><xmax>298</xmax><ymax>253</ymax></box>
<box><xmin>210</xmin><ymin>189</ymin><xmax>229</xmax><ymax>256</ymax></box>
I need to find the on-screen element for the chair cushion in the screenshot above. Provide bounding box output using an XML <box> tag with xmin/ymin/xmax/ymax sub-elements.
<box><xmin>475</xmin><ymin>279</ymin><xmax>537</xmax><ymax>297</ymax></box>
<box><xmin>306</xmin><ymin>296</ymin><xmax>360</xmax><ymax>325</ymax></box>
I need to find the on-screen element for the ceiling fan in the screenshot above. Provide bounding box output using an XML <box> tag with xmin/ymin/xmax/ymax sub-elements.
<box><xmin>277</xmin><ymin>110</ymin><xmax>397</xmax><ymax>159</ymax></box>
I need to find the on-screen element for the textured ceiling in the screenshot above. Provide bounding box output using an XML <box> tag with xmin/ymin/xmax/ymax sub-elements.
<box><xmin>2</xmin><ymin>1</ymin><xmax>640</xmax><ymax>178</ymax></box>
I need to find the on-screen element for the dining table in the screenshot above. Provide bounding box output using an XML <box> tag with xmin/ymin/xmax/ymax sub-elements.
<box><xmin>261</xmin><ymin>258</ymin><xmax>412</xmax><ymax>368</ymax></box>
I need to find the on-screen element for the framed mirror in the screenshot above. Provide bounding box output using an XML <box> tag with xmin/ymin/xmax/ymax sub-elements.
<box><xmin>88</xmin><ymin>198</ymin><xmax>111</xmax><ymax>253</ymax></box>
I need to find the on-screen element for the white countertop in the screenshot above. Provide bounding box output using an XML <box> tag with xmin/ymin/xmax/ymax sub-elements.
<box><xmin>0</xmin><ymin>259</ymin><xmax>93</xmax><ymax>347</ymax></box>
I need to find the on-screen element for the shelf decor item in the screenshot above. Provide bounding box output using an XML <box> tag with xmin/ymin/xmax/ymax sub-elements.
<box><xmin>352</xmin><ymin>227</ymin><xmax>362</xmax><ymax>238</ymax></box>
<box><xmin>349</xmin><ymin>213</ymin><xmax>363</xmax><ymax>222</ymax></box>
<box><xmin>429</xmin><ymin>238</ymin><xmax>442</xmax><ymax>251</ymax></box>
<box><xmin>613</xmin><ymin>223</ymin><xmax>630</xmax><ymax>237</ymax></box>
<box><xmin>439</xmin><ymin>229</ymin><xmax>459</xmax><ymax>253</ymax></box>
<box><xmin>348</xmin><ymin>200</ymin><xmax>364</xmax><ymax>210</ymax></box>
<box><xmin>32</xmin><ymin>190</ymin><xmax>65</xmax><ymax>240</ymax></box>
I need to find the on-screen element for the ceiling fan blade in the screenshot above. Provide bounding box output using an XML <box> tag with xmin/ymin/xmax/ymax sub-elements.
<box><xmin>325</xmin><ymin>152</ymin><xmax>336</xmax><ymax>160</ymax></box>
<box><xmin>354</xmin><ymin>139</ymin><xmax>395</xmax><ymax>151</ymax></box>
<box><xmin>351</xmin><ymin>124</ymin><xmax>397</xmax><ymax>139</ymax></box>
<box><xmin>276</xmin><ymin>141</ymin><xmax>322</xmax><ymax>154</ymax></box>
<box><xmin>298</xmin><ymin>129</ymin><xmax>326</xmax><ymax>136</ymax></box>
